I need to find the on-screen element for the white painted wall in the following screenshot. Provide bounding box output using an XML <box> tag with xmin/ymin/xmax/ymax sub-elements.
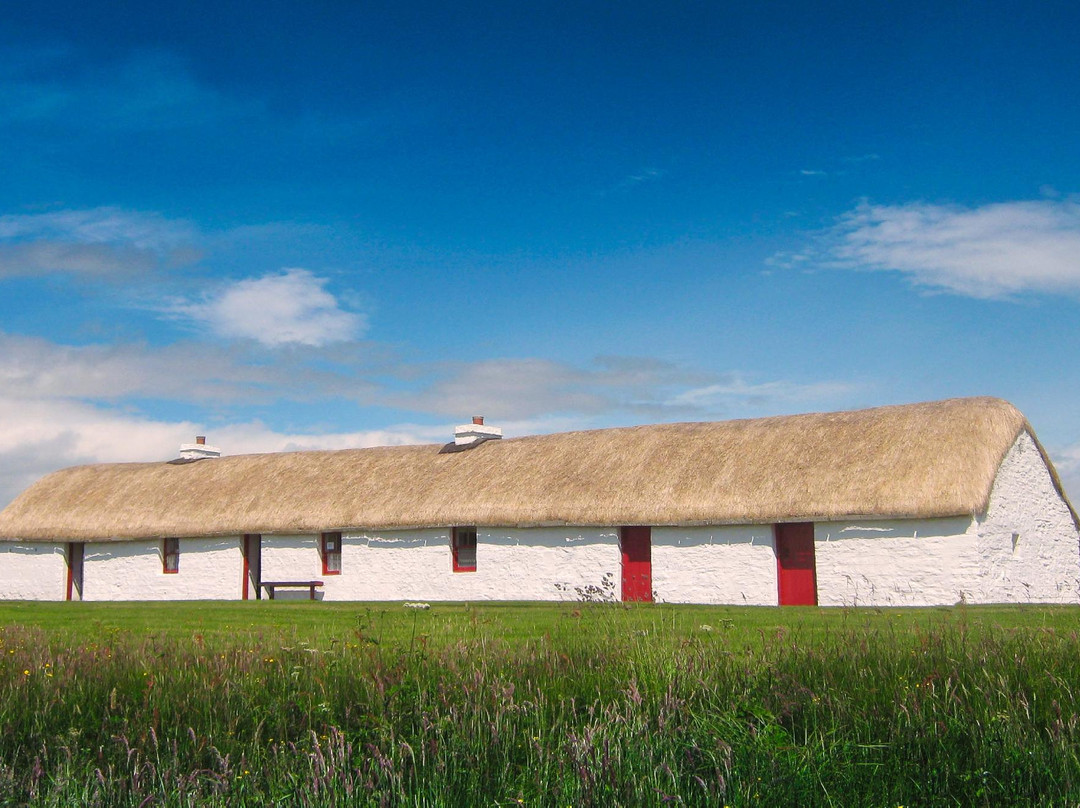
<box><xmin>815</xmin><ymin>432</ymin><xmax>1080</xmax><ymax>606</ymax></box>
<box><xmin>652</xmin><ymin>525</ymin><xmax>777</xmax><ymax>605</ymax></box>
<box><xmin>81</xmin><ymin>537</ymin><xmax>242</xmax><ymax>601</ymax></box>
<box><xmin>815</xmin><ymin>517</ymin><xmax>977</xmax><ymax>606</ymax></box>
<box><xmin>258</xmin><ymin>528</ymin><xmax>621</xmax><ymax>602</ymax></box>
<box><xmin>0</xmin><ymin>543</ymin><xmax>67</xmax><ymax>600</ymax></box>
<box><xmin>971</xmin><ymin>431</ymin><xmax>1080</xmax><ymax>603</ymax></box>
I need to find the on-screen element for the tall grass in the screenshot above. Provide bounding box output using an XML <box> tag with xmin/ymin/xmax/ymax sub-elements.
<box><xmin>0</xmin><ymin>603</ymin><xmax>1078</xmax><ymax>805</ymax></box>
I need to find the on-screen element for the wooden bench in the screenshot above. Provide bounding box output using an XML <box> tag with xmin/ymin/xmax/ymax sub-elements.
<box><xmin>261</xmin><ymin>580</ymin><xmax>324</xmax><ymax>600</ymax></box>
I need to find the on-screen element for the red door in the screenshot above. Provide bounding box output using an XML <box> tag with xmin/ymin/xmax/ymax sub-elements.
<box><xmin>775</xmin><ymin>522</ymin><xmax>817</xmax><ymax>606</ymax></box>
<box><xmin>621</xmin><ymin>526</ymin><xmax>653</xmax><ymax>602</ymax></box>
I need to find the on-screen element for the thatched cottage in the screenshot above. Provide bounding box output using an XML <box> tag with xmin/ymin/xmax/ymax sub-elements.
<box><xmin>0</xmin><ymin>397</ymin><xmax>1076</xmax><ymax>605</ymax></box>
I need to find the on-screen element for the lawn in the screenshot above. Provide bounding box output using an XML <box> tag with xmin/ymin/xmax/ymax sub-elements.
<box><xmin>0</xmin><ymin>601</ymin><xmax>1078</xmax><ymax>806</ymax></box>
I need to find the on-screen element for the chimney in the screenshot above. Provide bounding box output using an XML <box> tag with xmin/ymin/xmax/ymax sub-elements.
<box><xmin>454</xmin><ymin>416</ymin><xmax>502</xmax><ymax>446</ymax></box>
<box><xmin>179</xmin><ymin>435</ymin><xmax>221</xmax><ymax>461</ymax></box>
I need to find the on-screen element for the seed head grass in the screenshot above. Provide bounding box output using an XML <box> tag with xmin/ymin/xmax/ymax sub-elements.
<box><xmin>0</xmin><ymin>602</ymin><xmax>1077</xmax><ymax>805</ymax></box>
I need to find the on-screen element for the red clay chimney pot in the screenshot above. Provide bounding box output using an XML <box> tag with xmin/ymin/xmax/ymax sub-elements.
<box><xmin>472</xmin><ymin>416</ymin><xmax>483</xmax><ymax>425</ymax></box>
<box><xmin>196</xmin><ymin>436</ymin><xmax>206</xmax><ymax>445</ymax></box>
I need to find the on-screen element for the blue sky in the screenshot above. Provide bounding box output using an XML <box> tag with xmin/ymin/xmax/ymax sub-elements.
<box><xmin>2</xmin><ymin>1</ymin><xmax>1080</xmax><ymax>506</ymax></box>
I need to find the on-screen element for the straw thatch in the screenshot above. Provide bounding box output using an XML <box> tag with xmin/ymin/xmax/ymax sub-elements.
<box><xmin>0</xmin><ymin>397</ymin><xmax>1062</xmax><ymax>542</ymax></box>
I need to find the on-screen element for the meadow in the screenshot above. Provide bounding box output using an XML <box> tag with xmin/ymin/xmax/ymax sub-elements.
<box><xmin>0</xmin><ymin>601</ymin><xmax>1078</xmax><ymax>806</ymax></box>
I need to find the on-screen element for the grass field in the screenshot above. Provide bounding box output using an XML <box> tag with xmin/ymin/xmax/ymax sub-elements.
<box><xmin>1</xmin><ymin>601</ymin><xmax>1078</xmax><ymax>806</ymax></box>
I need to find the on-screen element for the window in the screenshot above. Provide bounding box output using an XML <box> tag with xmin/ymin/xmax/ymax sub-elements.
<box><xmin>452</xmin><ymin>526</ymin><xmax>477</xmax><ymax>572</ymax></box>
<box><xmin>163</xmin><ymin>537</ymin><xmax>180</xmax><ymax>574</ymax></box>
<box><xmin>321</xmin><ymin>532</ymin><xmax>342</xmax><ymax>575</ymax></box>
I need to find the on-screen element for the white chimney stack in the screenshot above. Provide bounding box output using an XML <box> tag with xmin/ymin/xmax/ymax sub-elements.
<box><xmin>179</xmin><ymin>435</ymin><xmax>222</xmax><ymax>460</ymax></box>
<box><xmin>454</xmin><ymin>416</ymin><xmax>502</xmax><ymax>446</ymax></box>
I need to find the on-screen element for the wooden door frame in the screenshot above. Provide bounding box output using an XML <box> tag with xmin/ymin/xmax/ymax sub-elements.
<box><xmin>65</xmin><ymin>542</ymin><xmax>84</xmax><ymax>602</ymax></box>
<box><xmin>242</xmin><ymin>534</ymin><xmax>262</xmax><ymax>600</ymax></box>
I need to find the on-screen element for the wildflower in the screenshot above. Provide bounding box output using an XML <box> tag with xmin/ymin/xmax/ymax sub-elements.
<box><xmin>22</xmin><ymin>669</ymin><xmax>29</xmax><ymax>676</ymax></box>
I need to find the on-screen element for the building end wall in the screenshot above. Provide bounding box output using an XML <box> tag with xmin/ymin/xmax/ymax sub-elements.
<box><xmin>973</xmin><ymin>431</ymin><xmax>1080</xmax><ymax>603</ymax></box>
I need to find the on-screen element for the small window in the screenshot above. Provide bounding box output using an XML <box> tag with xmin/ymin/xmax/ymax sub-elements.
<box><xmin>321</xmin><ymin>532</ymin><xmax>342</xmax><ymax>575</ymax></box>
<box><xmin>452</xmin><ymin>526</ymin><xmax>477</xmax><ymax>572</ymax></box>
<box><xmin>163</xmin><ymin>537</ymin><xmax>180</xmax><ymax>574</ymax></box>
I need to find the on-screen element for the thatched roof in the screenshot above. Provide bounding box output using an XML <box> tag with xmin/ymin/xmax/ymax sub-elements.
<box><xmin>0</xmin><ymin>397</ymin><xmax>1065</xmax><ymax>542</ymax></box>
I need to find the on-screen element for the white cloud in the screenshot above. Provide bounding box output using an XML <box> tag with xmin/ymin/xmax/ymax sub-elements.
<box><xmin>0</xmin><ymin>207</ymin><xmax>199</xmax><ymax>278</ymax></box>
<box><xmin>828</xmin><ymin>198</ymin><xmax>1080</xmax><ymax>298</ymax></box>
<box><xmin>168</xmin><ymin>269</ymin><xmax>367</xmax><ymax>347</ymax></box>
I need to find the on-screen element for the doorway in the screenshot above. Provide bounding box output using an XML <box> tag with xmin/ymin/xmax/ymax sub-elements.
<box><xmin>66</xmin><ymin>542</ymin><xmax>84</xmax><ymax>601</ymax></box>
<box><xmin>620</xmin><ymin>526</ymin><xmax>653</xmax><ymax>602</ymax></box>
<box><xmin>775</xmin><ymin>522</ymin><xmax>817</xmax><ymax>605</ymax></box>
<box><xmin>243</xmin><ymin>534</ymin><xmax>262</xmax><ymax>600</ymax></box>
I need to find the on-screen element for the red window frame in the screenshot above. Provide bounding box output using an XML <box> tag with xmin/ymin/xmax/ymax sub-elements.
<box><xmin>163</xmin><ymin>537</ymin><xmax>180</xmax><ymax>574</ymax></box>
<box><xmin>452</xmin><ymin>526</ymin><xmax>477</xmax><ymax>572</ymax></box>
<box><xmin>321</xmin><ymin>532</ymin><xmax>342</xmax><ymax>575</ymax></box>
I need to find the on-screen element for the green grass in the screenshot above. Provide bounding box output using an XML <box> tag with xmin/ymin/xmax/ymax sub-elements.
<box><xmin>0</xmin><ymin>601</ymin><xmax>1079</xmax><ymax>806</ymax></box>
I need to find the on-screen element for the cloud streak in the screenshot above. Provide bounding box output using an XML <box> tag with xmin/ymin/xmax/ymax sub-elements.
<box><xmin>0</xmin><ymin>207</ymin><xmax>199</xmax><ymax>279</ymax></box>
<box><xmin>0</xmin><ymin>333</ymin><xmax>383</xmax><ymax>405</ymax></box>
<box><xmin>0</xmin><ymin>49</ymin><xmax>258</xmax><ymax>131</ymax></box>
<box><xmin>390</xmin><ymin>356</ymin><xmax>855</xmax><ymax>422</ymax></box>
<box><xmin>667</xmin><ymin>374</ymin><xmax>858</xmax><ymax>410</ymax></box>
<box><xmin>828</xmin><ymin>198</ymin><xmax>1080</xmax><ymax>298</ymax></box>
